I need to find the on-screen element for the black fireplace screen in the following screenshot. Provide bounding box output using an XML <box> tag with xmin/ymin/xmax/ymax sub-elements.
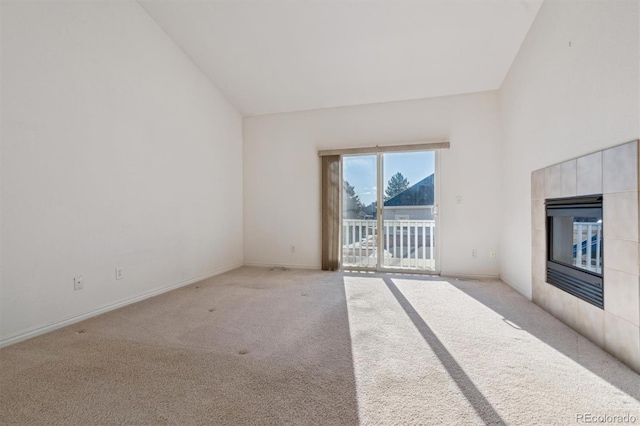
<box><xmin>546</xmin><ymin>195</ymin><xmax>603</xmax><ymax>309</ymax></box>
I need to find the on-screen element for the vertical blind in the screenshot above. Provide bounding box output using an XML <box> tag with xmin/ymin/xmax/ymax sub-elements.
<box><xmin>321</xmin><ymin>155</ymin><xmax>341</xmax><ymax>271</ymax></box>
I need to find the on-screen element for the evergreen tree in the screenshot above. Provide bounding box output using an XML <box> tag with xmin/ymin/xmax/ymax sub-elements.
<box><xmin>343</xmin><ymin>181</ymin><xmax>365</xmax><ymax>219</ymax></box>
<box><xmin>385</xmin><ymin>172</ymin><xmax>410</xmax><ymax>201</ymax></box>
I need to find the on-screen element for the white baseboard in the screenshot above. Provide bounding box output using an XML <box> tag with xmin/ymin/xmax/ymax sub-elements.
<box><xmin>0</xmin><ymin>263</ymin><xmax>243</xmax><ymax>349</ymax></box>
<box><xmin>243</xmin><ymin>262</ymin><xmax>322</xmax><ymax>270</ymax></box>
<box><xmin>499</xmin><ymin>276</ymin><xmax>532</xmax><ymax>300</ymax></box>
<box><xmin>440</xmin><ymin>271</ymin><xmax>500</xmax><ymax>280</ymax></box>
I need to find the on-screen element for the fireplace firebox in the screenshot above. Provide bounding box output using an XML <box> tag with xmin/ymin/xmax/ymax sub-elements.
<box><xmin>546</xmin><ymin>195</ymin><xmax>603</xmax><ymax>309</ymax></box>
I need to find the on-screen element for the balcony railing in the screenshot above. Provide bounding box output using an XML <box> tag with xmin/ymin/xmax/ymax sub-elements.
<box><xmin>342</xmin><ymin>219</ymin><xmax>435</xmax><ymax>270</ymax></box>
<box><xmin>573</xmin><ymin>221</ymin><xmax>602</xmax><ymax>273</ymax></box>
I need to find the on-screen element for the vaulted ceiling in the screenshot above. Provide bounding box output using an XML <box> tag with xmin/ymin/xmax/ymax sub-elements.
<box><xmin>139</xmin><ymin>0</ymin><xmax>542</xmax><ymax>116</ymax></box>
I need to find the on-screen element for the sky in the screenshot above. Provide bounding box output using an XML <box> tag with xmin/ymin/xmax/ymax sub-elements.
<box><xmin>343</xmin><ymin>151</ymin><xmax>435</xmax><ymax>206</ymax></box>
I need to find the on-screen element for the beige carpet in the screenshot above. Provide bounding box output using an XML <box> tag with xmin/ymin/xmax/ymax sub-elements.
<box><xmin>1</xmin><ymin>267</ymin><xmax>639</xmax><ymax>425</ymax></box>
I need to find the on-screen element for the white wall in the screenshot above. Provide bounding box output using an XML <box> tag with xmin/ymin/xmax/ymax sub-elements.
<box><xmin>244</xmin><ymin>91</ymin><xmax>502</xmax><ymax>276</ymax></box>
<box><xmin>0</xmin><ymin>2</ymin><xmax>243</xmax><ymax>343</ymax></box>
<box><xmin>499</xmin><ymin>0</ymin><xmax>639</xmax><ymax>297</ymax></box>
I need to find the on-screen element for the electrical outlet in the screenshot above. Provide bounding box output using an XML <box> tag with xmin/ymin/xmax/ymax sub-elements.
<box><xmin>291</xmin><ymin>245</ymin><xmax>296</xmax><ymax>253</ymax></box>
<box><xmin>471</xmin><ymin>249</ymin><xmax>477</xmax><ymax>258</ymax></box>
<box><xmin>74</xmin><ymin>276</ymin><xmax>83</xmax><ymax>291</ymax></box>
<box><xmin>490</xmin><ymin>250</ymin><xmax>496</xmax><ymax>259</ymax></box>
<box><xmin>115</xmin><ymin>267</ymin><xmax>124</xmax><ymax>280</ymax></box>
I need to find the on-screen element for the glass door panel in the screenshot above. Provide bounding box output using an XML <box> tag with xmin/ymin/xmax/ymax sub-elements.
<box><xmin>342</xmin><ymin>155</ymin><xmax>378</xmax><ymax>268</ymax></box>
<box><xmin>381</xmin><ymin>152</ymin><xmax>436</xmax><ymax>271</ymax></box>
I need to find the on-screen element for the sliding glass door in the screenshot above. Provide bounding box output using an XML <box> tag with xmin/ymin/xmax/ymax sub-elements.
<box><xmin>381</xmin><ymin>152</ymin><xmax>436</xmax><ymax>271</ymax></box>
<box><xmin>341</xmin><ymin>151</ymin><xmax>438</xmax><ymax>272</ymax></box>
<box><xmin>342</xmin><ymin>155</ymin><xmax>378</xmax><ymax>268</ymax></box>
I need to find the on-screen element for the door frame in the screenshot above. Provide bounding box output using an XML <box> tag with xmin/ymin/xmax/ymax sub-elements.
<box><xmin>341</xmin><ymin>149</ymin><xmax>441</xmax><ymax>275</ymax></box>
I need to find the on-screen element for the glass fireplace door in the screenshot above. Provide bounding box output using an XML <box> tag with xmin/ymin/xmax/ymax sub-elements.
<box><xmin>548</xmin><ymin>206</ymin><xmax>603</xmax><ymax>273</ymax></box>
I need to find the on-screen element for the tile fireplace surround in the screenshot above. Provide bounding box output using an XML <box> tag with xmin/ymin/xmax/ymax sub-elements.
<box><xmin>532</xmin><ymin>140</ymin><xmax>640</xmax><ymax>374</ymax></box>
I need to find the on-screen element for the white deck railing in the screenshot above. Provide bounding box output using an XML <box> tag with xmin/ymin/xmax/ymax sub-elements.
<box><xmin>342</xmin><ymin>219</ymin><xmax>435</xmax><ymax>269</ymax></box>
<box><xmin>574</xmin><ymin>222</ymin><xmax>602</xmax><ymax>273</ymax></box>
